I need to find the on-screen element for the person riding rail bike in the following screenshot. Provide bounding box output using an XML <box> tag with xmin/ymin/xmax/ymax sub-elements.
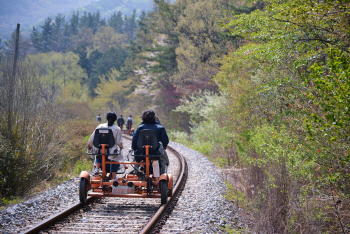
<box><xmin>126</xmin><ymin>115</ymin><xmax>133</xmax><ymax>130</ymax></box>
<box><xmin>88</xmin><ymin>111</ymin><xmax>124</xmax><ymax>180</ymax></box>
<box><xmin>117</xmin><ymin>115</ymin><xmax>125</xmax><ymax>130</ymax></box>
<box><xmin>96</xmin><ymin>114</ymin><xmax>102</xmax><ymax>122</ymax></box>
<box><xmin>132</xmin><ymin>110</ymin><xmax>170</xmax><ymax>177</ymax></box>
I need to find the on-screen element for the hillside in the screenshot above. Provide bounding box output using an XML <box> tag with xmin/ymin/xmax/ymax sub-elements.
<box><xmin>0</xmin><ymin>0</ymin><xmax>153</xmax><ymax>40</ymax></box>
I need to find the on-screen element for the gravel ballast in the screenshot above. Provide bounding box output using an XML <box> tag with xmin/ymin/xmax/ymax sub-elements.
<box><xmin>0</xmin><ymin>141</ymin><xmax>241</xmax><ymax>233</ymax></box>
<box><xmin>161</xmin><ymin>142</ymin><xmax>240</xmax><ymax>233</ymax></box>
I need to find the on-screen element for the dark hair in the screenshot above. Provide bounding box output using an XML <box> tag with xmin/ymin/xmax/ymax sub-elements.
<box><xmin>129</xmin><ymin>115</ymin><xmax>132</xmax><ymax>117</ymax></box>
<box><xmin>140</xmin><ymin>109</ymin><xmax>156</xmax><ymax>124</ymax></box>
<box><xmin>106</xmin><ymin>111</ymin><xmax>117</xmax><ymax>126</ymax></box>
<box><xmin>121</xmin><ymin>115</ymin><xmax>123</xmax><ymax>117</ymax></box>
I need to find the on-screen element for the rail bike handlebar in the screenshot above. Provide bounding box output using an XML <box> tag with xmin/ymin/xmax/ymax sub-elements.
<box><xmin>86</xmin><ymin>149</ymin><xmax>121</xmax><ymax>156</ymax></box>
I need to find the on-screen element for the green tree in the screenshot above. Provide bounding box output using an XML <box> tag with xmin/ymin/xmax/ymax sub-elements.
<box><xmin>73</xmin><ymin>45</ymin><xmax>91</xmax><ymax>80</ymax></box>
<box><xmin>92</xmin><ymin>68</ymin><xmax>133</xmax><ymax>111</ymax></box>
<box><xmin>69</xmin><ymin>11</ymin><xmax>80</xmax><ymax>35</ymax></box>
<box><xmin>40</xmin><ymin>17</ymin><xmax>54</xmax><ymax>52</ymax></box>
<box><xmin>124</xmin><ymin>9</ymin><xmax>137</xmax><ymax>40</ymax></box>
<box><xmin>30</xmin><ymin>26</ymin><xmax>41</xmax><ymax>52</ymax></box>
<box><xmin>70</xmin><ymin>26</ymin><xmax>94</xmax><ymax>50</ymax></box>
<box><xmin>93</xmin><ymin>26</ymin><xmax>128</xmax><ymax>52</ymax></box>
<box><xmin>108</xmin><ymin>11</ymin><xmax>124</xmax><ymax>34</ymax></box>
<box><xmin>52</xmin><ymin>14</ymin><xmax>66</xmax><ymax>52</ymax></box>
<box><xmin>26</xmin><ymin>51</ymin><xmax>88</xmax><ymax>102</ymax></box>
<box><xmin>80</xmin><ymin>11</ymin><xmax>89</xmax><ymax>28</ymax></box>
<box><xmin>4</xmin><ymin>30</ymin><xmax>33</xmax><ymax>58</ymax></box>
<box><xmin>87</xmin><ymin>49</ymin><xmax>103</xmax><ymax>94</ymax></box>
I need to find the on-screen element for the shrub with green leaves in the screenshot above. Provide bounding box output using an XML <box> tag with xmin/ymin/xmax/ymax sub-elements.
<box><xmin>0</xmin><ymin>59</ymin><xmax>68</xmax><ymax>198</ymax></box>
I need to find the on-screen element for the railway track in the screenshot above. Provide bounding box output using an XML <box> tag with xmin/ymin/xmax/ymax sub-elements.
<box><xmin>22</xmin><ymin>135</ymin><xmax>187</xmax><ymax>234</ymax></box>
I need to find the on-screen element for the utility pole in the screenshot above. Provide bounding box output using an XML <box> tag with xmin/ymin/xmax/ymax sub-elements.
<box><xmin>8</xmin><ymin>23</ymin><xmax>20</xmax><ymax>139</ymax></box>
<box><xmin>13</xmin><ymin>23</ymin><xmax>20</xmax><ymax>76</ymax></box>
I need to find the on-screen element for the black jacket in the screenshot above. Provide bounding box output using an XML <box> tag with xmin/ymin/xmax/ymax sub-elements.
<box><xmin>117</xmin><ymin>117</ymin><xmax>125</xmax><ymax>127</ymax></box>
<box><xmin>132</xmin><ymin>122</ymin><xmax>169</xmax><ymax>155</ymax></box>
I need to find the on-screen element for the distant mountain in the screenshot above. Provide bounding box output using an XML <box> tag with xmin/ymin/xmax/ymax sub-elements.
<box><xmin>0</xmin><ymin>0</ymin><xmax>153</xmax><ymax>40</ymax></box>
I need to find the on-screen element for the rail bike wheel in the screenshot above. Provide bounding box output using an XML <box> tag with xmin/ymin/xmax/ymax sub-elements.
<box><xmin>79</xmin><ymin>177</ymin><xmax>88</xmax><ymax>203</ymax></box>
<box><xmin>160</xmin><ymin>180</ymin><xmax>168</xmax><ymax>204</ymax></box>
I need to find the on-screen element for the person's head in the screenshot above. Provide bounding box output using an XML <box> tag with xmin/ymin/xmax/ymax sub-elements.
<box><xmin>140</xmin><ymin>109</ymin><xmax>156</xmax><ymax>124</ymax></box>
<box><xmin>98</xmin><ymin>114</ymin><xmax>100</xmax><ymax>116</ymax></box>
<box><xmin>129</xmin><ymin>115</ymin><xmax>132</xmax><ymax>117</ymax></box>
<box><xmin>106</xmin><ymin>111</ymin><xmax>117</xmax><ymax>126</ymax></box>
<box><xmin>121</xmin><ymin>115</ymin><xmax>123</xmax><ymax>118</ymax></box>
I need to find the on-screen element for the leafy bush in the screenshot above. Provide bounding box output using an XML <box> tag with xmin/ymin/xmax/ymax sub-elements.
<box><xmin>212</xmin><ymin>0</ymin><xmax>350</xmax><ymax>232</ymax></box>
<box><xmin>74</xmin><ymin>159</ymin><xmax>93</xmax><ymax>176</ymax></box>
<box><xmin>168</xmin><ymin>130</ymin><xmax>189</xmax><ymax>145</ymax></box>
<box><xmin>0</xmin><ymin>58</ymin><xmax>68</xmax><ymax>198</ymax></box>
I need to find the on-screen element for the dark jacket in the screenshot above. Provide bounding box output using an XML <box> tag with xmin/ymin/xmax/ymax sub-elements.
<box><xmin>117</xmin><ymin>117</ymin><xmax>125</xmax><ymax>127</ymax></box>
<box><xmin>132</xmin><ymin>122</ymin><xmax>169</xmax><ymax>155</ymax></box>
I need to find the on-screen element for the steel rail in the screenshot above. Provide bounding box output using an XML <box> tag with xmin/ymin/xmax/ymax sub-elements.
<box><xmin>138</xmin><ymin>144</ymin><xmax>187</xmax><ymax>234</ymax></box>
<box><xmin>21</xmin><ymin>196</ymin><xmax>96</xmax><ymax>234</ymax></box>
<box><xmin>21</xmin><ymin>135</ymin><xmax>187</xmax><ymax>234</ymax></box>
<box><xmin>123</xmin><ymin>134</ymin><xmax>188</xmax><ymax>233</ymax></box>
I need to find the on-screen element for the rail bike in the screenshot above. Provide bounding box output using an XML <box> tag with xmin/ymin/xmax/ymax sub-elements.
<box><xmin>79</xmin><ymin>128</ymin><xmax>172</xmax><ymax>204</ymax></box>
<box><xmin>120</xmin><ymin>122</ymin><xmax>134</xmax><ymax>135</ymax></box>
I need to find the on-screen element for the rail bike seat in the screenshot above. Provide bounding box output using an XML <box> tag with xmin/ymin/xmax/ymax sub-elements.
<box><xmin>93</xmin><ymin>128</ymin><xmax>114</xmax><ymax>149</ymax></box>
<box><xmin>134</xmin><ymin>129</ymin><xmax>162</xmax><ymax>159</ymax></box>
<box><xmin>90</xmin><ymin>128</ymin><xmax>119</xmax><ymax>158</ymax></box>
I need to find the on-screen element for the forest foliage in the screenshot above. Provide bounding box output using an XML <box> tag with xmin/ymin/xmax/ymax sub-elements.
<box><xmin>0</xmin><ymin>0</ymin><xmax>152</xmax><ymax>40</ymax></box>
<box><xmin>170</xmin><ymin>0</ymin><xmax>350</xmax><ymax>232</ymax></box>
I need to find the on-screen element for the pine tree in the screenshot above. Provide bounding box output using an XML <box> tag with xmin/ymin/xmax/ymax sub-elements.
<box><xmin>100</xmin><ymin>18</ymin><xmax>107</xmax><ymax>27</ymax></box>
<box><xmin>30</xmin><ymin>26</ymin><xmax>41</xmax><ymax>52</ymax></box>
<box><xmin>138</xmin><ymin>11</ymin><xmax>148</xmax><ymax>35</ymax></box>
<box><xmin>94</xmin><ymin>10</ymin><xmax>101</xmax><ymax>32</ymax></box>
<box><xmin>143</xmin><ymin>0</ymin><xmax>181</xmax><ymax>78</ymax></box>
<box><xmin>69</xmin><ymin>11</ymin><xmax>79</xmax><ymax>35</ymax></box>
<box><xmin>73</xmin><ymin>45</ymin><xmax>91</xmax><ymax>78</ymax></box>
<box><xmin>87</xmin><ymin>12</ymin><xmax>94</xmax><ymax>30</ymax></box>
<box><xmin>87</xmin><ymin>49</ymin><xmax>103</xmax><ymax>95</ymax></box>
<box><xmin>40</xmin><ymin>17</ymin><xmax>54</xmax><ymax>52</ymax></box>
<box><xmin>80</xmin><ymin>11</ymin><xmax>88</xmax><ymax>28</ymax></box>
<box><xmin>108</xmin><ymin>11</ymin><xmax>124</xmax><ymax>34</ymax></box>
<box><xmin>62</xmin><ymin>22</ymin><xmax>71</xmax><ymax>51</ymax></box>
<box><xmin>124</xmin><ymin>9</ymin><xmax>137</xmax><ymax>40</ymax></box>
<box><xmin>52</xmin><ymin>14</ymin><xmax>65</xmax><ymax>52</ymax></box>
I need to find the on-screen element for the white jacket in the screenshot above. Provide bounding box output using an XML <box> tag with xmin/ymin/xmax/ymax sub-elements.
<box><xmin>88</xmin><ymin>123</ymin><xmax>124</xmax><ymax>161</ymax></box>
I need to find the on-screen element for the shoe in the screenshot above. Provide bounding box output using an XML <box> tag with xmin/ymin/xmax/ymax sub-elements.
<box><xmin>92</xmin><ymin>167</ymin><xmax>100</xmax><ymax>175</ymax></box>
<box><xmin>111</xmin><ymin>176</ymin><xmax>118</xmax><ymax>181</ymax></box>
